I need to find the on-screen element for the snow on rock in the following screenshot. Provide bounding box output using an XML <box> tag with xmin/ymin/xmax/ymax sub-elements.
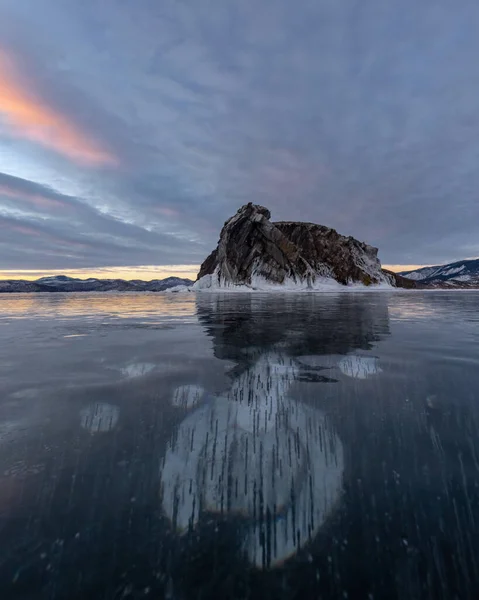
<box><xmin>194</xmin><ymin>270</ymin><xmax>395</xmax><ymax>292</ymax></box>
<box><xmin>443</xmin><ymin>265</ymin><xmax>466</xmax><ymax>276</ymax></box>
<box><xmin>453</xmin><ymin>274</ymin><xmax>473</xmax><ymax>282</ymax></box>
<box><xmin>400</xmin><ymin>267</ymin><xmax>441</xmax><ymax>281</ymax></box>
<box><xmin>193</xmin><ymin>267</ymin><xmax>344</xmax><ymax>292</ymax></box>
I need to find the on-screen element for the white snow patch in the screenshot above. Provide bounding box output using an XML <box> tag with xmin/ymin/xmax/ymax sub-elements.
<box><xmin>441</xmin><ymin>265</ymin><xmax>466</xmax><ymax>276</ymax></box>
<box><xmin>402</xmin><ymin>267</ymin><xmax>441</xmax><ymax>281</ymax></box>
<box><xmin>452</xmin><ymin>274</ymin><xmax>472</xmax><ymax>282</ymax></box>
<box><xmin>192</xmin><ymin>272</ymin><xmax>216</xmax><ymax>290</ymax></box>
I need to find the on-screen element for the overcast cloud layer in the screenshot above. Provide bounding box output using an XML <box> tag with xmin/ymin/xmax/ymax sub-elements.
<box><xmin>1</xmin><ymin>0</ymin><xmax>479</xmax><ymax>271</ymax></box>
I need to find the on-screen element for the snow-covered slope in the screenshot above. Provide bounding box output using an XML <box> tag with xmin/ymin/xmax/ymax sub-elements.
<box><xmin>400</xmin><ymin>259</ymin><xmax>479</xmax><ymax>287</ymax></box>
<box><xmin>0</xmin><ymin>276</ymin><xmax>193</xmax><ymax>293</ymax></box>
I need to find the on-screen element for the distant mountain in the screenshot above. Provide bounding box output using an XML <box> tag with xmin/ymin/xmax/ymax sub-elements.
<box><xmin>399</xmin><ymin>259</ymin><xmax>479</xmax><ymax>288</ymax></box>
<box><xmin>0</xmin><ymin>276</ymin><xmax>194</xmax><ymax>293</ymax></box>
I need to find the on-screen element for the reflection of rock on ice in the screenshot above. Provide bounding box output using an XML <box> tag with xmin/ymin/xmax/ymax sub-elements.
<box><xmin>80</xmin><ymin>403</ymin><xmax>120</xmax><ymax>433</ymax></box>
<box><xmin>229</xmin><ymin>354</ymin><xmax>299</xmax><ymax>434</ymax></box>
<box><xmin>161</xmin><ymin>352</ymin><xmax>344</xmax><ymax>568</ymax></box>
<box><xmin>172</xmin><ymin>385</ymin><xmax>205</xmax><ymax>409</ymax></box>
<box><xmin>338</xmin><ymin>354</ymin><xmax>382</xmax><ymax>379</ymax></box>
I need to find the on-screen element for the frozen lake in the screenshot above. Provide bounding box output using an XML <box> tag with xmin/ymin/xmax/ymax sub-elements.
<box><xmin>1</xmin><ymin>291</ymin><xmax>479</xmax><ymax>599</ymax></box>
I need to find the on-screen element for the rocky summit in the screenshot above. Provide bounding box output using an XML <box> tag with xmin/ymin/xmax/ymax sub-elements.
<box><xmin>195</xmin><ymin>203</ymin><xmax>413</xmax><ymax>290</ymax></box>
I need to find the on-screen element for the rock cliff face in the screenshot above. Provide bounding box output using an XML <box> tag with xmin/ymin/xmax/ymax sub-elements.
<box><xmin>195</xmin><ymin>203</ymin><xmax>407</xmax><ymax>290</ymax></box>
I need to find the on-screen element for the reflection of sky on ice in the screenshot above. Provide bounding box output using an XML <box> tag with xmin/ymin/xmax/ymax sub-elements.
<box><xmin>162</xmin><ymin>352</ymin><xmax>344</xmax><ymax>568</ymax></box>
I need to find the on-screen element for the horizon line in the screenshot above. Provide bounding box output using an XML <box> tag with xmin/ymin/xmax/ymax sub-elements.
<box><xmin>0</xmin><ymin>263</ymin><xmax>436</xmax><ymax>281</ymax></box>
<box><xmin>0</xmin><ymin>265</ymin><xmax>201</xmax><ymax>282</ymax></box>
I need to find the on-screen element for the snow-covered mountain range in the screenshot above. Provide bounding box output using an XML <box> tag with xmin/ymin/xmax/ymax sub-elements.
<box><xmin>0</xmin><ymin>275</ymin><xmax>193</xmax><ymax>293</ymax></box>
<box><xmin>400</xmin><ymin>259</ymin><xmax>479</xmax><ymax>287</ymax></box>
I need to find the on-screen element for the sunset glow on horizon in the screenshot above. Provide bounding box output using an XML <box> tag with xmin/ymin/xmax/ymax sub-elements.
<box><xmin>382</xmin><ymin>264</ymin><xmax>431</xmax><ymax>273</ymax></box>
<box><xmin>0</xmin><ymin>265</ymin><xmax>200</xmax><ymax>281</ymax></box>
<box><xmin>0</xmin><ymin>264</ymin><xmax>426</xmax><ymax>281</ymax></box>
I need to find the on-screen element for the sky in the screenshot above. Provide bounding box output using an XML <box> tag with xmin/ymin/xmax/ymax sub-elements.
<box><xmin>1</xmin><ymin>0</ymin><xmax>479</xmax><ymax>280</ymax></box>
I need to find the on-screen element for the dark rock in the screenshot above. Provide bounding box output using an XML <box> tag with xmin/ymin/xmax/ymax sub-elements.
<box><xmin>196</xmin><ymin>203</ymin><xmax>411</xmax><ymax>289</ymax></box>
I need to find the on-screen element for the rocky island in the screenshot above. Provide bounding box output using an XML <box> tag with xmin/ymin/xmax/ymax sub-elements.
<box><xmin>194</xmin><ymin>203</ymin><xmax>413</xmax><ymax>291</ymax></box>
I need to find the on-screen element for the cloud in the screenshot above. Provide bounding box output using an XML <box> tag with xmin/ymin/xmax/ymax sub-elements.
<box><xmin>0</xmin><ymin>183</ymin><xmax>66</xmax><ymax>210</ymax></box>
<box><xmin>0</xmin><ymin>172</ymin><xmax>207</xmax><ymax>269</ymax></box>
<box><xmin>1</xmin><ymin>0</ymin><xmax>479</xmax><ymax>270</ymax></box>
<box><xmin>0</xmin><ymin>50</ymin><xmax>117</xmax><ymax>166</ymax></box>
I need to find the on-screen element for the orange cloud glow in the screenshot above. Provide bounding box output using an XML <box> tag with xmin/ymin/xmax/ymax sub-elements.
<box><xmin>0</xmin><ymin>50</ymin><xmax>117</xmax><ymax>166</ymax></box>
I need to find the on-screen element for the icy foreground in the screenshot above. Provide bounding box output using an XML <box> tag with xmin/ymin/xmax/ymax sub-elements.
<box><xmin>161</xmin><ymin>353</ymin><xmax>344</xmax><ymax>568</ymax></box>
<box><xmin>194</xmin><ymin>203</ymin><xmax>411</xmax><ymax>291</ymax></box>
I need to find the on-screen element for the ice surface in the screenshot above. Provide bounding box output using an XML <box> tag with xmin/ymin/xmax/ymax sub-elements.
<box><xmin>338</xmin><ymin>355</ymin><xmax>382</xmax><ymax>379</ymax></box>
<box><xmin>172</xmin><ymin>384</ymin><xmax>205</xmax><ymax>409</ymax></box>
<box><xmin>79</xmin><ymin>403</ymin><xmax>120</xmax><ymax>433</ymax></box>
<box><xmin>120</xmin><ymin>363</ymin><xmax>156</xmax><ymax>378</ymax></box>
<box><xmin>2</xmin><ymin>291</ymin><xmax>479</xmax><ymax>596</ymax></box>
